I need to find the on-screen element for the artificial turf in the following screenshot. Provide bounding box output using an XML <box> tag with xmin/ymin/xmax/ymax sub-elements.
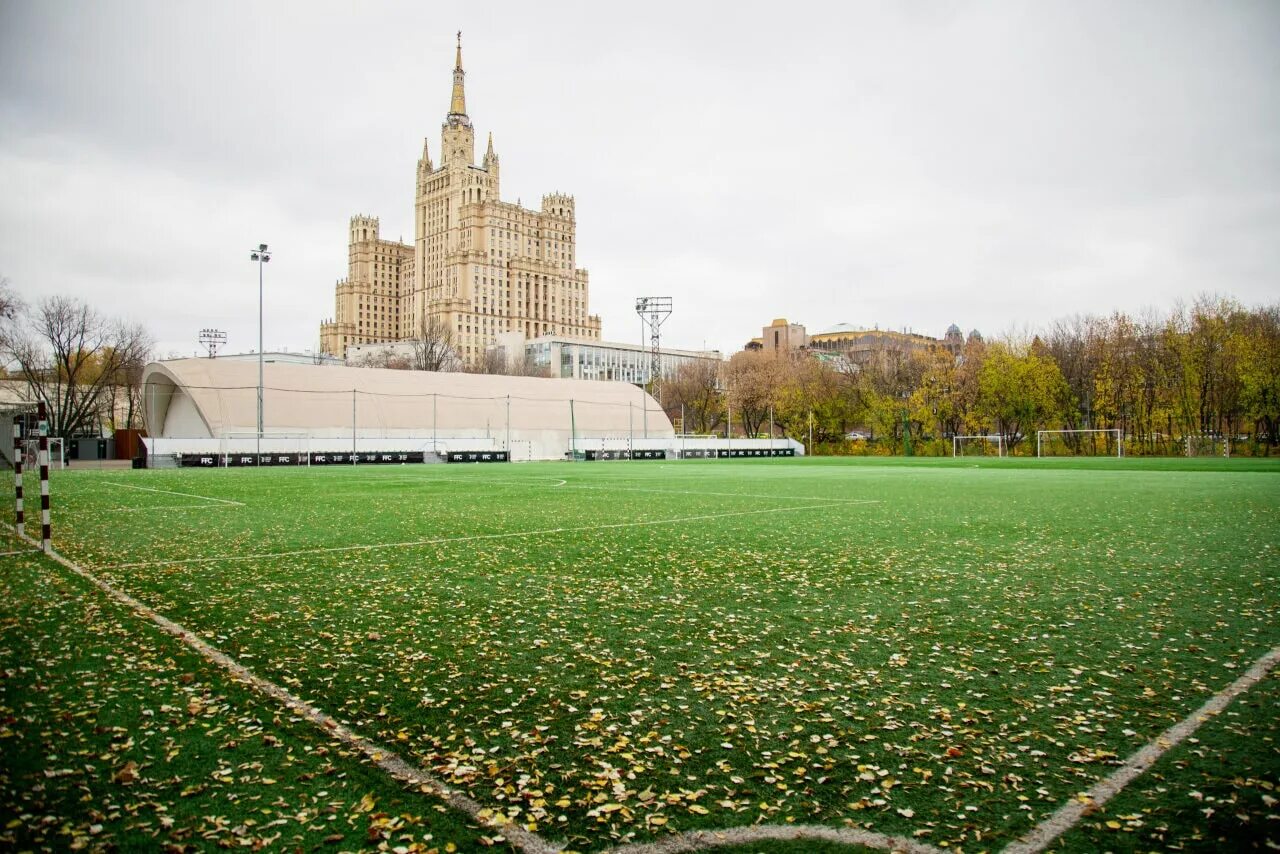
<box><xmin>3</xmin><ymin>456</ymin><xmax>1278</xmax><ymax>852</ymax></box>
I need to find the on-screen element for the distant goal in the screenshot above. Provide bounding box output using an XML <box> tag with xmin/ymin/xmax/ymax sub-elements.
<box><xmin>1185</xmin><ymin>435</ymin><xmax>1230</xmax><ymax>458</ymax></box>
<box><xmin>218</xmin><ymin>432</ymin><xmax>313</xmax><ymax>466</ymax></box>
<box><xmin>953</xmin><ymin>434</ymin><xmax>1005</xmax><ymax>457</ymax></box>
<box><xmin>21</xmin><ymin>437</ymin><xmax>65</xmax><ymax>470</ymax></box>
<box><xmin>1037</xmin><ymin>429</ymin><xmax>1122</xmax><ymax>458</ymax></box>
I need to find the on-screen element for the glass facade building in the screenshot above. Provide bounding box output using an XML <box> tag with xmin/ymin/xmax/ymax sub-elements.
<box><xmin>509</xmin><ymin>334</ymin><xmax>722</xmax><ymax>384</ymax></box>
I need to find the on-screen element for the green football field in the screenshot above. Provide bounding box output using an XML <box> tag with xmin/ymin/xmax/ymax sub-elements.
<box><xmin>3</xmin><ymin>457</ymin><xmax>1279</xmax><ymax>853</ymax></box>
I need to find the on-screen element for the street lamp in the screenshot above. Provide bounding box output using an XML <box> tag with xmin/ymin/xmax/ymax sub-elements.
<box><xmin>249</xmin><ymin>243</ymin><xmax>271</xmax><ymax>462</ymax></box>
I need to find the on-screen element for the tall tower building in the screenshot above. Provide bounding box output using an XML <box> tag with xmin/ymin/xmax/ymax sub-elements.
<box><xmin>320</xmin><ymin>34</ymin><xmax>601</xmax><ymax>361</ymax></box>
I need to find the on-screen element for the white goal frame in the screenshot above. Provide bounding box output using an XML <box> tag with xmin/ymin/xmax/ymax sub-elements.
<box><xmin>22</xmin><ymin>437</ymin><xmax>65</xmax><ymax>470</ymax></box>
<box><xmin>953</xmin><ymin>434</ymin><xmax>1005</xmax><ymax>458</ymax></box>
<box><xmin>1037</xmin><ymin>428</ymin><xmax>1123</xmax><ymax>458</ymax></box>
<box><xmin>219</xmin><ymin>432</ymin><xmax>312</xmax><ymax>466</ymax></box>
<box><xmin>1184</xmin><ymin>434</ymin><xmax>1230</xmax><ymax>458</ymax></box>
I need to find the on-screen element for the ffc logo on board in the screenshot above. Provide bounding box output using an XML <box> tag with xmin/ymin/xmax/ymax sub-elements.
<box><xmin>582</xmin><ymin>450</ymin><xmax>667</xmax><ymax>461</ymax></box>
<box><xmin>446</xmin><ymin>451</ymin><xmax>509</xmax><ymax>463</ymax></box>
<box><xmin>180</xmin><ymin>451</ymin><xmax>426</xmax><ymax>467</ymax></box>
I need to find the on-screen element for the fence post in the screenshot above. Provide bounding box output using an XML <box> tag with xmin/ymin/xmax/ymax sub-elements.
<box><xmin>506</xmin><ymin>394</ymin><xmax>511</xmax><ymax>462</ymax></box>
<box><xmin>351</xmin><ymin>390</ymin><xmax>357</xmax><ymax>465</ymax></box>
<box><xmin>569</xmin><ymin>399</ymin><xmax>577</xmax><ymax>460</ymax></box>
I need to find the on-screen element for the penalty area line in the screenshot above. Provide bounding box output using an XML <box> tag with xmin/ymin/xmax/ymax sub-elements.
<box><xmin>103</xmin><ymin>500</ymin><xmax>881</xmax><ymax>571</ymax></box>
<box><xmin>1003</xmin><ymin>642</ymin><xmax>1280</xmax><ymax>854</ymax></box>
<box><xmin>6</xmin><ymin>525</ymin><xmax>562</xmax><ymax>854</ymax></box>
<box><xmin>104</xmin><ymin>481</ymin><xmax>245</xmax><ymax>507</ymax></box>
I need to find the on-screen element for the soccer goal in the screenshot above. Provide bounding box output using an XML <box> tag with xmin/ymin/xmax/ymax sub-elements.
<box><xmin>1037</xmin><ymin>429</ymin><xmax>1123</xmax><ymax>458</ymax></box>
<box><xmin>21</xmin><ymin>437</ymin><xmax>65</xmax><ymax>470</ymax></box>
<box><xmin>218</xmin><ymin>432</ymin><xmax>312</xmax><ymax>466</ymax></box>
<box><xmin>953</xmin><ymin>434</ymin><xmax>1005</xmax><ymax>457</ymax></box>
<box><xmin>1185</xmin><ymin>434</ymin><xmax>1230</xmax><ymax>458</ymax></box>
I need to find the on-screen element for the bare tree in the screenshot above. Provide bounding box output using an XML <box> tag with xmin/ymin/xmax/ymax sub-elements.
<box><xmin>9</xmin><ymin>296</ymin><xmax>154</xmax><ymax>438</ymax></box>
<box><xmin>663</xmin><ymin>359</ymin><xmax>724</xmax><ymax>434</ymax></box>
<box><xmin>0</xmin><ymin>277</ymin><xmax>22</xmax><ymax>359</ymax></box>
<box><xmin>724</xmin><ymin>350</ymin><xmax>785</xmax><ymax>436</ymax></box>
<box><xmin>99</xmin><ymin>321</ymin><xmax>153</xmax><ymax>432</ymax></box>
<box><xmin>465</xmin><ymin>345</ymin><xmax>550</xmax><ymax>377</ymax></box>
<box><xmin>407</xmin><ymin>313</ymin><xmax>460</xmax><ymax>372</ymax></box>
<box><xmin>352</xmin><ymin>348</ymin><xmax>412</xmax><ymax>370</ymax></box>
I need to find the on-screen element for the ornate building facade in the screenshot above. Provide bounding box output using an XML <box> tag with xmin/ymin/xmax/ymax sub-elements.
<box><xmin>320</xmin><ymin>36</ymin><xmax>602</xmax><ymax>360</ymax></box>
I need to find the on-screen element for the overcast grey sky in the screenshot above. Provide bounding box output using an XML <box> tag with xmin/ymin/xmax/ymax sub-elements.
<box><xmin>2</xmin><ymin>0</ymin><xmax>1277</xmax><ymax>358</ymax></box>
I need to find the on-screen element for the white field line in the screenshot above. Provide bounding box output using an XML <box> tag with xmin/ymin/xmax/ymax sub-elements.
<box><xmin>104</xmin><ymin>481</ymin><xmax>245</xmax><ymax>507</ymax></box>
<box><xmin>1003</xmin><ymin>642</ymin><xmax>1280</xmax><ymax>854</ymax></box>
<box><xmin>0</xmin><ymin>548</ymin><xmax>36</xmax><ymax>557</ymax></box>
<box><xmin>301</xmin><ymin>474</ymin><xmax>871</xmax><ymax>506</ymax></box>
<box><xmin>606</xmin><ymin>824</ymin><xmax>945</xmax><ymax>854</ymax></box>
<box><xmin>545</xmin><ymin>481</ymin><xmax>876</xmax><ymax>504</ymax></box>
<box><xmin>608</xmin><ymin>644</ymin><xmax>1280</xmax><ymax>854</ymax></box>
<box><xmin>7</xmin><ymin>525</ymin><xmax>561</xmax><ymax>854</ymax></box>
<box><xmin>102</xmin><ymin>501</ymin><xmax>880</xmax><ymax>571</ymax></box>
<box><xmin>103</xmin><ymin>505</ymin><xmax>241</xmax><ymax>513</ymax></box>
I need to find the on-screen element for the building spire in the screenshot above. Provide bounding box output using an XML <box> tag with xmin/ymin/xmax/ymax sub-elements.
<box><xmin>448</xmin><ymin>31</ymin><xmax>468</xmax><ymax>121</ymax></box>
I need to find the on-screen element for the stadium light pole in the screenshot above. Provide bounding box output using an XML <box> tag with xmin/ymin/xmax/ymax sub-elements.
<box><xmin>249</xmin><ymin>243</ymin><xmax>271</xmax><ymax>462</ymax></box>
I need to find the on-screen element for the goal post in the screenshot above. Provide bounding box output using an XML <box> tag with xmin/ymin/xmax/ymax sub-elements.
<box><xmin>1185</xmin><ymin>434</ymin><xmax>1230</xmax><ymax>458</ymax></box>
<box><xmin>218</xmin><ymin>432</ymin><xmax>312</xmax><ymax>466</ymax></box>
<box><xmin>1037</xmin><ymin>428</ymin><xmax>1123</xmax><ymax>458</ymax></box>
<box><xmin>953</xmin><ymin>434</ymin><xmax>1005</xmax><ymax>458</ymax></box>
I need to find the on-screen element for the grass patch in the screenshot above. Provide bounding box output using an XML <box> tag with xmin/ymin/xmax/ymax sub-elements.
<box><xmin>6</xmin><ymin>456</ymin><xmax>1279</xmax><ymax>851</ymax></box>
<box><xmin>0</xmin><ymin>550</ymin><xmax>499</xmax><ymax>852</ymax></box>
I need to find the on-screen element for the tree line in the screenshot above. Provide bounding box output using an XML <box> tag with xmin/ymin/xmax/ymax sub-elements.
<box><xmin>0</xmin><ymin>283</ymin><xmax>153</xmax><ymax>439</ymax></box>
<box><xmin>661</xmin><ymin>296</ymin><xmax>1280</xmax><ymax>456</ymax></box>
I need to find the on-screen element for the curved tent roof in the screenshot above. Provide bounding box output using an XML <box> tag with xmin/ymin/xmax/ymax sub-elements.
<box><xmin>144</xmin><ymin>358</ymin><xmax>672</xmax><ymax>442</ymax></box>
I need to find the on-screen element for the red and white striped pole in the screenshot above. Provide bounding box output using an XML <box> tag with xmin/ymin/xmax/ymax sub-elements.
<box><xmin>12</xmin><ymin>414</ymin><xmax>23</xmax><ymax>539</ymax></box>
<box><xmin>37</xmin><ymin>401</ymin><xmax>50</xmax><ymax>553</ymax></box>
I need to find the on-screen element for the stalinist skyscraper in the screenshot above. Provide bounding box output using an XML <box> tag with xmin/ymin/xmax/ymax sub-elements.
<box><xmin>320</xmin><ymin>35</ymin><xmax>602</xmax><ymax>361</ymax></box>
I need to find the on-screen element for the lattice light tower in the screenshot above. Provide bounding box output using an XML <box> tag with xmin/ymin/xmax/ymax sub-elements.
<box><xmin>198</xmin><ymin>328</ymin><xmax>227</xmax><ymax>359</ymax></box>
<box><xmin>635</xmin><ymin>297</ymin><xmax>672</xmax><ymax>389</ymax></box>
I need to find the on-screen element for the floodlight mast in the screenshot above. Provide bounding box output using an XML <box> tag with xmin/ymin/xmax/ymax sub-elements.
<box><xmin>634</xmin><ymin>296</ymin><xmax>672</xmax><ymax>395</ymax></box>
<box><xmin>198</xmin><ymin>328</ymin><xmax>227</xmax><ymax>359</ymax></box>
<box><xmin>249</xmin><ymin>244</ymin><xmax>271</xmax><ymax>463</ymax></box>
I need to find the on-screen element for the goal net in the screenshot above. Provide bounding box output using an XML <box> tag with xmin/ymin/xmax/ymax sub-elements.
<box><xmin>1185</xmin><ymin>435</ymin><xmax>1230</xmax><ymax>458</ymax></box>
<box><xmin>21</xmin><ymin>437</ymin><xmax>65</xmax><ymax>470</ymax></box>
<box><xmin>1037</xmin><ymin>429</ymin><xmax>1123</xmax><ymax>458</ymax></box>
<box><xmin>953</xmin><ymin>434</ymin><xmax>1005</xmax><ymax>457</ymax></box>
<box><xmin>218</xmin><ymin>432</ymin><xmax>312</xmax><ymax>466</ymax></box>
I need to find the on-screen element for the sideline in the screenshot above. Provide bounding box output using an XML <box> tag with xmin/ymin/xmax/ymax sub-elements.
<box><xmin>8</xmin><ymin>527</ymin><xmax>562</xmax><ymax>854</ymax></box>
<box><xmin>1003</xmin><ymin>643</ymin><xmax>1280</xmax><ymax>853</ymax></box>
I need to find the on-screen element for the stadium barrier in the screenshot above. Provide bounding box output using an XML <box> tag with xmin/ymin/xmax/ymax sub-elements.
<box><xmin>142</xmin><ymin>377</ymin><xmax>806</xmax><ymax>465</ymax></box>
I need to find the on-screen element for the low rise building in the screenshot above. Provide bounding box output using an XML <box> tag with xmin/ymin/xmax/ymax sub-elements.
<box><xmin>744</xmin><ymin>319</ymin><xmax>981</xmax><ymax>367</ymax></box>
<box><xmin>495</xmin><ymin>332</ymin><xmax>722</xmax><ymax>383</ymax></box>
